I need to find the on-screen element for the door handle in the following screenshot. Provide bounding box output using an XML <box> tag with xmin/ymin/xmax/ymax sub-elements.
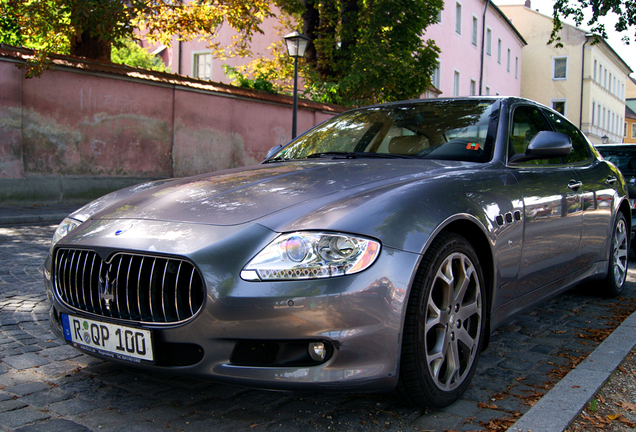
<box><xmin>606</xmin><ymin>176</ymin><xmax>617</xmax><ymax>185</ymax></box>
<box><xmin>567</xmin><ymin>180</ymin><xmax>583</xmax><ymax>190</ymax></box>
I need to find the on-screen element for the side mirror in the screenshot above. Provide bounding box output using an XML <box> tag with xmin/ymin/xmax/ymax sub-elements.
<box><xmin>509</xmin><ymin>131</ymin><xmax>572</xmax><ymax>164</ymax></box>
<box><xmin>264</xmin><ymin>144</ymin><xmax>283</xmax><ymax>161</ymax></box>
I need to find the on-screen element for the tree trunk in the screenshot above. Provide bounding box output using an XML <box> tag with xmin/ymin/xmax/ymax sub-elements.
<box><xmin>70</xmin><ymin>29</ymin><xmax>112</xmax><ymax>62</ymax></box>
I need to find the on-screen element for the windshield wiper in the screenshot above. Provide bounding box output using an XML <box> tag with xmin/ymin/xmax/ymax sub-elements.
<box><xmin>307</xmin><ymin>152</ymin><xmax>419</xmax><ymax>159</ymax></box>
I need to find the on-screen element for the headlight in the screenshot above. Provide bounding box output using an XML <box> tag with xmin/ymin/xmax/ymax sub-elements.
<box><xmin>51</xmin><ymin>217</ymin><xmax>82</xmax><ymax>248</ymax></box>
<box><xmin>241</xmin><ymin>232</ymin><xmax>381</xmax><ymax>281</ymax></box>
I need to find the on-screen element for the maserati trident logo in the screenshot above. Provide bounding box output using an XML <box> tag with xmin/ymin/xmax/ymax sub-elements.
<box><xmin>98</xmin><ymin>268</ymin><xmax>116</xmax><ymax>310</ymax></box>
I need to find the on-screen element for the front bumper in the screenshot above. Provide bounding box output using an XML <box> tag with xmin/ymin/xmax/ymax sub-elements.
<box><xmin>44</xmin><ymin>219</ymin><xmax>420</xmax><ymax>392</ymax></box>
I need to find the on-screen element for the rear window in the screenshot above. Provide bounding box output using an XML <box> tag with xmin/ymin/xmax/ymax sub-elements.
<box><xmin>596</xmin><ymin>146</ymin><xmax>636</xmax><ymax>175</ymax></box>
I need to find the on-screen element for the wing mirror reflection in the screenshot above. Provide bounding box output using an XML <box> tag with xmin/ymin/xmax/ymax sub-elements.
<box><xmin>509</xmin><ymin>131</ymin><xmax>572</xmax><ymax>164</ymax></box>
<box><xmin>264</xmin><ymin>144</ymin><xmax>283</xmax><ymax>161</ymax></box>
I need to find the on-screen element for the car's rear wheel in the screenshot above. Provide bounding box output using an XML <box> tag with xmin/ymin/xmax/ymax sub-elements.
<box><xmin>600</xmin><ymin>212</ymin><xmax>628</xmax><ymax>297</ymax></box>
<box><xmin>396</xmin><ymin>232</ymin><xmax>486</xmax><ymax>408</ymax></box>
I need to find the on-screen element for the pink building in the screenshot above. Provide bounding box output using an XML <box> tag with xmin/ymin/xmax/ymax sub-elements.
<box><xmin>144</xmin><ymin>3</ymin><xmax>525</xmax><ymax>98</ymax></box>
<box><xmin>141</xmin><ymin>15</ymin><xmax>283</xmax><ymax>85</ymax></box>
<box><xmin>423</xmin><ymin>0</ymin><xmax>526</xmax><ymax>98</ymax></box>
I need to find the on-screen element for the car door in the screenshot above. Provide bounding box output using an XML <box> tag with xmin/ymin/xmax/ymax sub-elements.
<box><xmin>541</xmin><ymin>109</ymin><xmax>618</xmax><ymax>268</ymax></box>
<box><xmin>506</xmin><ymin>104</ymin><xmax>583</xmax><ymax>301</ymax></box>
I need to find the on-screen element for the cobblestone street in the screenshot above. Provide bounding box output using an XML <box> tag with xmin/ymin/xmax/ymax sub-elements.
<box><xmin>1</xmin><ymin>223</ymin><xmax>635</xmax><ymax>432</ymax></box>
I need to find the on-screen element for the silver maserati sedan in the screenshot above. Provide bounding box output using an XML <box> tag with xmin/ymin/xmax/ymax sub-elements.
<box><xmin>44</xmin><ymin>97</ymin><xmax>630</xmax><ymax>408</ymax></box>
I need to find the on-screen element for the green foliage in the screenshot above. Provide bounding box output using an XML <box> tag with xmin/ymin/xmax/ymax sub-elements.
<box><xmin>222</xmin><ymin>65</ymin><xmax>277</xmax><ymax>93</ymax></box>
<box><xmin>111</xmin><ymin>38</ymin><xmax>167</xmax><ymax>72</ymax></box>
<box><xmin>0</xmin><ymin>0</ymin><xmax>274</xmax><ymax>76</ymax></box>
<box><xmin>261</xmin><ymin>0</ymin><xmax>443</xmax><ymax>107</ymax></box>
<box><xmin>550</xmin><ymin>0</ymin><xmax>635</xmax><ymax>47</ymax></box>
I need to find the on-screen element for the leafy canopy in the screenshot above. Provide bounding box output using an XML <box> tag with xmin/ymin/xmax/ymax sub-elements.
<box><xmin>550</xmin><ymin>0</ymin><xmax>636</xmax><ymax>46</ymax></box>
<box><xmin>111</xmin><ymin>38</ymin><xmax>168</xmax><ymax>72</ymax></box>
<box><xmin>0</xmin><ymin>0</ymin><xmax>273</xmax><ymax>76</ymax></box>
<box><xmin>233</xmin><ymin>0</ymin><xmax>442</xmax><ymax>107</ymax></box>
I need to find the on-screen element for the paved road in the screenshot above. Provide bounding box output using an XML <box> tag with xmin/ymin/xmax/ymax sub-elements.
<box><xmin>1</xmin><ymin>223</ymin><xmax>635</xmax><ymax>432</ymax></box>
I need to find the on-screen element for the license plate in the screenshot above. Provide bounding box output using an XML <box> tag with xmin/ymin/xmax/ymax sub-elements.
<box><xmin>61</xmin><ymin>314</ymin><xmax>153</xmax><ymax>363</ymax></box>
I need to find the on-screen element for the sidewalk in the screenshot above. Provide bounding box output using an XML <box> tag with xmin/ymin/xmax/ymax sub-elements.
<box><xmin>0</xmin><ymin>202</ymin><xmax>84</xmax><ymax>225</ymax></box>
<box><xmin>1</xmin><ymin>201</ymin><xmax>635</xmax><ymax>431</ymax></box>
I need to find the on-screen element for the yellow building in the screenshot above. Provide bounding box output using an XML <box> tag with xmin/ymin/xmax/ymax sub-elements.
<box><xmin>499</xmin><ymin>3</ymin><xmax>633</xmax><ymax>144</ymax></box>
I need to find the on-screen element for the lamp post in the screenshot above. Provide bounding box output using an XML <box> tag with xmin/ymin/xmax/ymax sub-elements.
<box><xmin>602</xmin><ymin>135</ymin><xmax>609</xmax><ymax>144</ymax></box>
<box><xmin>283</xmin><ymin>31</ymin><xmax>311</xmax><ymax>139</ymax></box>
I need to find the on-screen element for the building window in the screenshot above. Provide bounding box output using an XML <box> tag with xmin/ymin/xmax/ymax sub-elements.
<box><xmin>470</xmin><ymin>79</ymin><xmax>476</xmax><ymax>96</ymax></box>
<box><xmin>632</xmin><ymin>123</ymin><xmax>636</xmax><ymax>139</ymax></box>
<box><xmin>592</xmin><ymin>102</ymin><xmax>595</xmax><ymax>126</ymax></box>
<box><xmin>594</xmin><ymin>59</ymin><xmax>597</xmax><ymax>81</ymax></box>
<box><xmin>453</xmin><ymin>70</ymin><xmax>461</xmax><ymax>96</ymax></box>
<box><xmin>552</xmin><ymin>57</ymin><xmax>567</xmax><ymax>80</ymax></box>
<box><xmin>486</xmin><ymin>28</ymin><xmax>492</xmax><ymax>56</ymax></box>
<box><xmin>193</xmin><ymin>52</ymin><xmax>212</xmax><ymax>80</ymax></box>
<box><xmin>604</xmin><ymin>68</ymin><xmax>607</xmax><ymax>88</ymax></box>
<box><xmin>432</xmin><ymin>62</ymin><xmax>441</xmax><ymax>89</ymax></box>
<box><xmin>455</xmin><ymin>2</ymin><xmax>462</xmax><ymax>35</ymax></box>
<box><xmin>515</xmin><ymin>56</ymin><xmax>519</xmax><ymax>79</ymax></box>
<box><xmin>598</xmin><ymin>105</ymin><xmax>602</xmax><ymax>128</ymax></box>
<box><xmin>471</xmin><ymin>16</ymin><xmax>478</xmax><ymax>45</ymax></box>
<box><xmin>507</xmin><ymin>48</ymin><xmax>511</xmax><ymax>72</ymax></box>
<box><xmin>552</xmin><ymin>99</ymin><xmax>566</xmax><ymax>115</ymax></box>
<box><xmin>497</xmin><ymin>39</ymin><xmax>502</xmax><ymax>64</ymax></box>
<box><xmin>436</xmin><ymin>10</ymin><xmax>443</xmax><ymax>23</ymax></box>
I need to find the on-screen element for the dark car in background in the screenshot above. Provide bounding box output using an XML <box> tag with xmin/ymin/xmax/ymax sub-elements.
<box><xmin>595</xmin><ymin>144</ymin><xmax>636</xmax><ymax>248</ymax></box>
<box><xmin>44</xmin><ymin>97</ymin><xmax>630</xmax><ymax>409</ymax></box>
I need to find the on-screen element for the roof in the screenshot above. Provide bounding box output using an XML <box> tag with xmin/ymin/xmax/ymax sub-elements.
<box><xmin>0</xmin><ymin>44</ymin><xmax>345</xmax><ymax>114</ymax></box>
<box><xmin>488</xmin><ymin>1</ymin><xmax>528</xmax><ymax>46</ymax></box>
<box><xmin>626</xmin><ymin>100</ymin><xmax>636</xmax><ymax>120</ymax></box>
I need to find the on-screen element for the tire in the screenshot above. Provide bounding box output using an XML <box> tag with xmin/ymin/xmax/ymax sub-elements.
<box><xmin>395</xmin><ymin>232</ymin><xmax>486</xmax><ymax>408</ymax></box>
<box><xmin>600</xmin><ymin>212</ymin><xmax>628</xmax><ymax>297</ymax></box>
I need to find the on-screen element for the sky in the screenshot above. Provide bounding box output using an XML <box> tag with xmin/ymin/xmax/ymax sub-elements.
<box><xmin>497</xmin><ymin>0</ymin><xmax>636</xmax><ymax>77</ymax></box>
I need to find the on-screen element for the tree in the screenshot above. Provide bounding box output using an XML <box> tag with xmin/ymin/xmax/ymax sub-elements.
<box><xmin>0</xmin><ymin>0</ymin><xmax>274</xmax><ymax>76</ymax></box>
<box><xmin>249</xmin><ymin>0</ymin><xmax>443</xmax><ymax>107</ymax></box>
<box><xmin>111</xmin><ymin>38</ymin><xmax>168</xmax><ymax>72</ymax></box>
<box><xmin>550</xmin><ymin>0</ymin><xmax>635</xmax><ymax>47</ymax></box>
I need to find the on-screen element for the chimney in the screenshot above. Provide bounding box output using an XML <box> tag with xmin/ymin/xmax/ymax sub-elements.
<box><xmin>524</xmin><ymin>0</ymin><xmax>531</xmax><ymax>7</ymax></box>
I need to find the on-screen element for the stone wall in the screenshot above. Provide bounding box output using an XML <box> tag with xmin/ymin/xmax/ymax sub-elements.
<box><xmin>0</xmin><ymin>49</ymin><xmax>341</xmax><ymax>203</ymax></box>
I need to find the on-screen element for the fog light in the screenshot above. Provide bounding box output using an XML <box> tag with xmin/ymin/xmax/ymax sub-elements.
<box><xmin>308</xmin><ymin>342</ymin><xmax>326</xmax><ymax>362</ymax></box>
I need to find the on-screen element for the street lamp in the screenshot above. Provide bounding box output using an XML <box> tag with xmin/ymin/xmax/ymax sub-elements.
<box><xmin>602</xmin><ymin>135</ymin><xmax>609</xmax><ymax>144</ymax></box>
<box><xmin>283</xmin><ymin>31</ymin><xmax>311</xmax><ymax>139</ymax></box>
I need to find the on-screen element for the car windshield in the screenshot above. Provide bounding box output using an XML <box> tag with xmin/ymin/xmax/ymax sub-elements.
<box><xmin>270</xmin><ymin>99</ymin><xmax>497</xmax><ymax>163</ymax></box>
<box><xmin>596</xmin><ymin>147</ymin><xmax>636</xmax><ymax>175</ymax></box>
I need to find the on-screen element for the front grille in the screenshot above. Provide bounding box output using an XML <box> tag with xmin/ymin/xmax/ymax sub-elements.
<box><xmin>54</xmin><ymin>249</ymin><xmax>205</xmax><ymax>324</ymax></box>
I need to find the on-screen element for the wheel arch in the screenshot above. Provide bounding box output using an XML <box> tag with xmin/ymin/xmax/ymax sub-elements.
<box><xmin>405</xmin><ymin>215</ymin><xmax>495</xmax><ymax>351</ymax></box>
<box><xmin>441</xmin><ymin>218</ymin><xmax>495</xmax><ymax>349</ymax></box>
<box><xmin>618</xmin><ymin>198</ymin><xmax>632</xmax><ymax>244</ymax></box>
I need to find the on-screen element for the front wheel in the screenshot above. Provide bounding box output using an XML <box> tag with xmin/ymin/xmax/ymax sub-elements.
<box><xmin>600</xmin><ymin>212</ymin><xmax>628</xmax><ymax>297</ymax></box>
<box><xmin>395</xmin><ymin>232</ymin><xmax>486</xmax><ymax>408</ymax></box>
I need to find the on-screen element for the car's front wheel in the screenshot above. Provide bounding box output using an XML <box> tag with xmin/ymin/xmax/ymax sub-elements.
<box><xmin>396</xmin><ymin>232</ymin><xmax>486</xmax><ymax>408</ymax></box>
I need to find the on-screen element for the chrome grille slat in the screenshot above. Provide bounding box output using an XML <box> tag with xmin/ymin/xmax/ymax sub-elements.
<box><xmin>160</xmin><ymin>261</ymin><xmax>168</xmax><ymax>322</ymax></box>
<box><xmin>53</xmin><ymin>249</ymin><xmax>204</xmax><ymax>324</ymax></box>
<box><xmin>124</xmin><ymin>256</ymin><xmax>133</xmax><ymax>320</ymax></box>
<box><xmin>175</xmin><ymin>262</ymin><xmax>183</xmax><ymax>322</ymax></box>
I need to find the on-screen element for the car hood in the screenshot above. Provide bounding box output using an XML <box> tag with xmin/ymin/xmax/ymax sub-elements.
<box><xmin>80</xmin><ymin>160</ymin><xmax>476</xmax><ymax>226</ymax></box>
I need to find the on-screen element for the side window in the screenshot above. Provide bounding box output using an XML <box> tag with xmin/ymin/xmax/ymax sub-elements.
<box><xmin>543</xmin><ymin>110</ymin><xmax>591</xmax><ymax>164</ymax></box>
<box><xmin>509</xmin><ymin>105</ymin><xmax>552</xmax><ymax>164</ymax></box>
